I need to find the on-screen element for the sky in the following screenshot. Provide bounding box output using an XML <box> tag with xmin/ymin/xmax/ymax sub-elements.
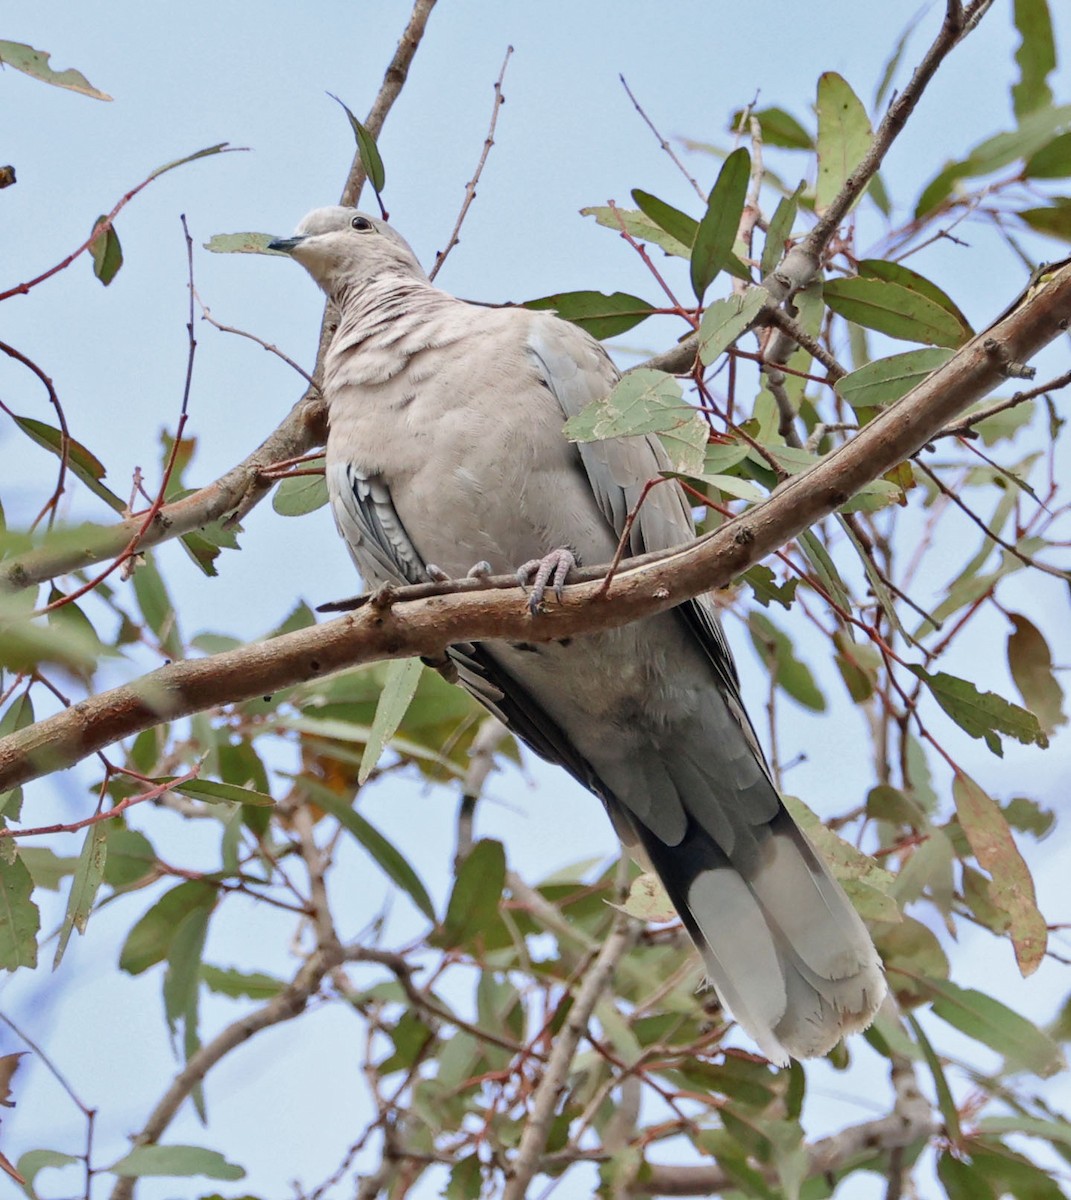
<box><xmin>1</xmin><ymin>2</ymin><xmax>1070</xmax><ymax>1198</ymax></box>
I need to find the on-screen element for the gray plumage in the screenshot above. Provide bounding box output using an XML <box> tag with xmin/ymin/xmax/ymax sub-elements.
<box><xmin>269</xmin><ymin>207</ymin><xmax>886</xmax><ymax>1065</ymax></box>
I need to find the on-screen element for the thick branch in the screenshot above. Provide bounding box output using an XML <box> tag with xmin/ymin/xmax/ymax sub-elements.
<box><xmin>502</xmin><ymin>900</ymin><xmax>636</xmax><ymax>1200</ymax></box>
<box><xmin>1</xmin><ymin>257</ymin><xmax>1068</xmax><ymax>793</ymax></box>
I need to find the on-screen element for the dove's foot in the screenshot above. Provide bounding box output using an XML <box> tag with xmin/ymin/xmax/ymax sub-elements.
<box><xmin>427</xmin><ymin>560</ymin><xmax>495</xmax><ymax>583</ymax></box>
<box><xmin>516</xmin><ymin>548</ymin><xmax>578</xmax><ymax>614</ymax></box>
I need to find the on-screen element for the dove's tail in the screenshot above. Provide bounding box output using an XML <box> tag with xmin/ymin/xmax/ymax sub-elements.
<box><xmin>633</xmin><ymin>804</ymin><xmax>886</xmax><ymax>1065</ymax></box>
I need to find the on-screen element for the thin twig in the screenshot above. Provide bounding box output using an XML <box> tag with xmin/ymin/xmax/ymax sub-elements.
<box><xmin>618</xmin><ymin>75</ymin><xmax>705</xmax><ymax>202</ymax></box>
<box><xmin>0</xmin><ymin>149</ymin><xmax>243</xmax><ymax>304</ymax></box>
<box><xmin>0</xmin><ymin>341</ymin><xmax>71</xmax><ymax>531</ymax></box>
<box><xmin>193</xmin><ymin>286</ymin><xmax>318</xmax><ymax>388</ymax></box>
<box><xmin>430</xmin><ymin>45</ymin><xmax>513</xmax><ymax>281</ymax></box>
<box><xmin>913</xmin><ymin>458</ymin><xmax>1069</xmax><ymax>580</ymax></box>
<box><xmin>29</xmin><ymin>217</ymin><xmax>201</xmax><ymax>617</ymax></box>
<box><xmin>933</xmin><ymin>366</ymin><xmax>1071</xmax><ymax>440</ymax></box>
<box><xmin>0</xmin><ymin>770</ymin><xmax>198</xmax><ymax>838</ymax></box>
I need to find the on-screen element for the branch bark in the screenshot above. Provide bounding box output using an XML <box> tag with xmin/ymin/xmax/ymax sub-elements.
<box><xmin>2</xmin><ymin>254</ymin><xmax>1068</xmax><ymax>793</ymax></box>
<box><xmin>502</xmin><ymin>886</ymin><xmax>636</xmax><ymax>1200</ymax></box>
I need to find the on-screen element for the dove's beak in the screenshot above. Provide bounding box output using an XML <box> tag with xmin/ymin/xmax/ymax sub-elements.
<box><xmin>268</xmin><ymin>235</ymin><xmax>306</xmax><ymax>254</ymax></box>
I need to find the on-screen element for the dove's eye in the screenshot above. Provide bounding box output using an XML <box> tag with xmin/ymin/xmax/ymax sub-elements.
<box><xmin>350</xmin><ymin>216</ymin><xmax>375</xmax><ymax>232</ymax></box>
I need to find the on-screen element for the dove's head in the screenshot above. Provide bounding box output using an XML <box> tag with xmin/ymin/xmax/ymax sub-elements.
<box><xmin>268</xmin><ymin>208</ymin><xmax>427</xmax><ymax>296</ymax></box>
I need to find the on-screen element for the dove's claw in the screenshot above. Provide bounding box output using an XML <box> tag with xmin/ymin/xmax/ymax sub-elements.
<box><xmin>517</xmin><ymin>548</ymin><xmax>578</xmax><ymax>614</ymax></box>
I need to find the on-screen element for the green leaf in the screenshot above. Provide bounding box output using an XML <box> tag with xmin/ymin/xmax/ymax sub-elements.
<box><xmin>431</xmin><ymin>838</ymin><xmax>506</xmax><ymax>951</ymax></box>
<box><xmin>815</xmin><ymin>72</ymin><xmax>873</xmax><ymax>215</ymax></box>
<box><xmin>19</xmin><ymin>846</ymin><xmax>78</xmax><ymax>891</ymax></box>
<box><xmin>16</xmin><ymin>1149</ymin><xmax>81</xmax><ymax>1194</ymax></box>
<box><xmin>1002</xmin><ymin>795</ymin><xmax>1055</xmax><ymax>839</ymax></box>
<box><xmin>359</xmin><ymin>657</ymin><xmax>424</xmax><ymax>785</ymax></box>
<box><xmin>102</xmin><ymin>828</ymin><xmax>156</xmax><ymax>889</ymax></box>
<box><xmin>697</xmin><ymin>287</ymin><xmax>768</xmax><ymax>365</ymax></box>
<box><xmin>53</xmin><ymin>821</ymin><xmax>108</xmax><ymax>968</ymax></box>
<box><xmin>0</xmin><ymin>40</ymin><xmax>111</xmax><ymax>99</ymax></box>
<box><xmin>952</xmin><ymin>772</ymin><xmax>1048</xmax><ymax>976</ymax></box>
<box><xmin>906</xmin><ymin>1013</ymin><xmax>962</xmax><ymax>1144</ymax></box>
<box><xmin>732</xmin><ymin>106</ymin><xmax>813</xmax><ymax>151</ymax></box>
<box><xmin>969</xmin><ymin>1142</ymin><xmax>1067</xmax><ymax>1199</ymax></box>
<box><xmin>911</xmin><ymin>666</ymin><xmax>1048</xmax><ymax>756</ymax></box>
<box><xmin>837</xmin><ymin>348</ymin><xmax>954</xmax><ymax>408</ymax></box>
<box><xmin>329</xmin><ymin>93</ymin><xmax>386</xmax><ymax>194</ymax></box>
<box><xmin>119</xmin><ymin>881</ymin><xmax>216</xmax><ymax>975</ymax></box>
<box><xmin>1019</xmin><ymin>198</ymin><xmax>1071</xmax><ymax>241</ymax></box>
<box><xmin>524</xmin><ymin>290</ymin><xmax>657</xmax><ymax>339</ymax></box>
<box><xmin>748</xmin><ymin>612</ymin><xmax>825</xmax><ymax>711</ymax></box>
<box><xmin>0</xmin><ymin>692</ymin><xmax>34</xmax><ymax>738</ymax></box>
<box><xmin>823</xmin><ymin>277</ymin><xmax>970</xmax><ymax>347</ymax></box>
<box><xmin>146</xmin><ymin>143</ymin><xmax>238</xmax><ymax>184</ymax></box>
<box><xmin>201</xmin><ymin>965</ymin><xmax>284</xmax><ymax>1000</ymax></box>
<box><xmin>272</xmin><ymin>465</ymin><xmax>329</xmax><ymax>517</ymax></box>
<box><xmin>916</xmin><ymin>104</ymin><xmax>1071</xmax><ymax>216</ymax></box>
<box><xmin>922</xmin><ymin>977</ymin><xmax>1064</xmax><ymax>1077</ymax></box>
<box><xmin>631</xmin><ymin>189</ymin><xmax>698</xmax><ymax>247</ymax></box>
<box><xmin>761</xmin><ymin>184</ymin><xmax>803</xmax><ymax>276</ymax></box>
<box><xmin>1012</xmin><ymin>0</ymin><xmax>1056</xmax><ymax>119</ymax></box>
<box><xmin>938</xmin><ymin>1152</ymin><xmax>996</xmax><ymax>1200</ymax></box>
<box><xmin>976</xmin><ymin>1114</ymin><xmax>1071</xmax><ymax>1151</ymax></box>
<box><xmin>580</xmin><ymin>205</ymin><xmax>691</xmax><ymax>258</ymax></box>
<box><xmin>740</xmin><ymin>563</ymin><xmax>798</xmax><ymax>610</ymax></box>
<box><xmin>108</xmin><ymin>1145</ymin><xmax>245</xmax><ymax>1181</ymax></box>
<box><xmin>131</xmin><ymin>556</ymin><xmax>183</xmax><ymax>659</ymax></box>
<box><xmin>203</xmin><ymin>231</ymin><xmax>277</xmax><ymax>254</ymax></box>
<box><xmin>798</xmin><ymin>529</ymin><xmax>854</xmax><ymax>617</ymax></box>
<box><xmin>691</xmin><ymin>147</ymin><xmax>750</xmax><ymax>299</ymax></box>
<box><xmin>1024</xmin><ymin>130</ymin><xmax>1071</xmax><ymax>178</ymax></box>
<box><xmin>1007</xmin><ymin>613</ymin><xmax>1066</xmax><ymax>735</ymax></box>
<box><xmin>0</xmin><ymin>852</ymin><xmax>39</xmax><ymax>969</ymax></box>
<box><xmin>88</xmin><ymin>216</ymin><xmax>122</xmax><ymax>285</ymax></box>
<box><xmin>11</xmin><ymin>415</ymin><xmax>126</xmax><ymax>512</ymax></box>
<box><xmin>445</xmin><ymin>1154</ymin><xmax>483</xmax><ymax>1200</ymax></box>
<box><xmin>563</xmin><ymin>369</ymin><xmax>707</xmax><ymax>475</ymax></box>
<box><xmin>164</xmin><ymin>905</ymin><xmax>211</xmax><ymax>1036</ymax></box>
<box><xmin>857</xmin><ymin>258</ymin><xmax>974</xmax><ymax>340</ymax></box>
<box><xmin>311</xmin><ymin>787</ymin><xmax>435</xmax><ymax>920</ymax></box>
<box><xmin>170</xmin><ymin>778</ymin><xmax>275</xmax><ymax>808</ymax></box>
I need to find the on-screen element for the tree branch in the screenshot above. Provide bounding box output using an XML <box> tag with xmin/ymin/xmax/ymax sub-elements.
<box><xmin>339</xmin><ymin>0</ymin><xmax>438</xmax><ymax>208</ymax></box>
<box><xmin>2</xmin><ymin>255</ymin><xmax>1067</xmax><ymax>794</ymax></box>
<box><xmin>644</xmin><ymin>2</ymin><xmax>995</xmax><ymax>377</ymax></box>
<box><xmin>108</xmin><ymin>941</ymin><xmax>344</xmax><ymax>1200</ymax></box>
<box><xmin>636</xmin><ymin>1055</ymin><xmax>935</xmax><ymax>1196</ymax></box>
<box><xmin>502</xmin><ymin>873</ymin><xmax>636</xmax><ymax>1200</ymax></box>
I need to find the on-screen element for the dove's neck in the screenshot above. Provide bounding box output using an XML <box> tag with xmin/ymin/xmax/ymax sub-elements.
<box><xmin>326</xmin><ymin>271</ymin><xmax>465</xmax><ymax>388</ymax></box>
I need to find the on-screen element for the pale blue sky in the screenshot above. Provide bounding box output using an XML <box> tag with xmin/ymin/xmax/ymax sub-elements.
<box><xmin>2</xmin><ymin>3</ymin><xmax>1069</xmax><ymax>1197</ymax></box>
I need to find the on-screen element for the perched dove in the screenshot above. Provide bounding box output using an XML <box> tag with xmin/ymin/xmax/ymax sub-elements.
<box><xmin>269</xmin><ymin>208</ymin><xmax>886</xmax><ymax>1064</ymax></box>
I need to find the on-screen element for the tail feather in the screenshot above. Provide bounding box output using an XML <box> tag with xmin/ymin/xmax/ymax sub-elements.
<box><xmin>636</xmin><ymin>806</ymin><xmax>885</xmax><ymax>1066</ymax></box>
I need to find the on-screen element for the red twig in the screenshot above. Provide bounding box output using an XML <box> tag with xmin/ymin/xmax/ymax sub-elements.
<box><xmin>430</xmin><ymin>45</ymin><xmax>513</xmax><ymax>281</ymax></box>
<box><xmin>0</xmin><ymin>340</ymin><xmax>71</xmax><ymax>531</ymax></box>
<box><xmin>33</xmin><ymin>216</ymin><xmax>201</xmax><ymax>616</ymax></box>
<box><xmin>0</xmin><ymin>768</ymin><xmax>199</xmax><ymax>839</ymax></box>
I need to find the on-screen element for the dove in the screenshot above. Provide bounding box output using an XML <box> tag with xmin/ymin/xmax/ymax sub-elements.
<box><xmin>268</xmin><ymin>208</ymin><xmax>885</xmax><ymax>1063</ymax></box>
